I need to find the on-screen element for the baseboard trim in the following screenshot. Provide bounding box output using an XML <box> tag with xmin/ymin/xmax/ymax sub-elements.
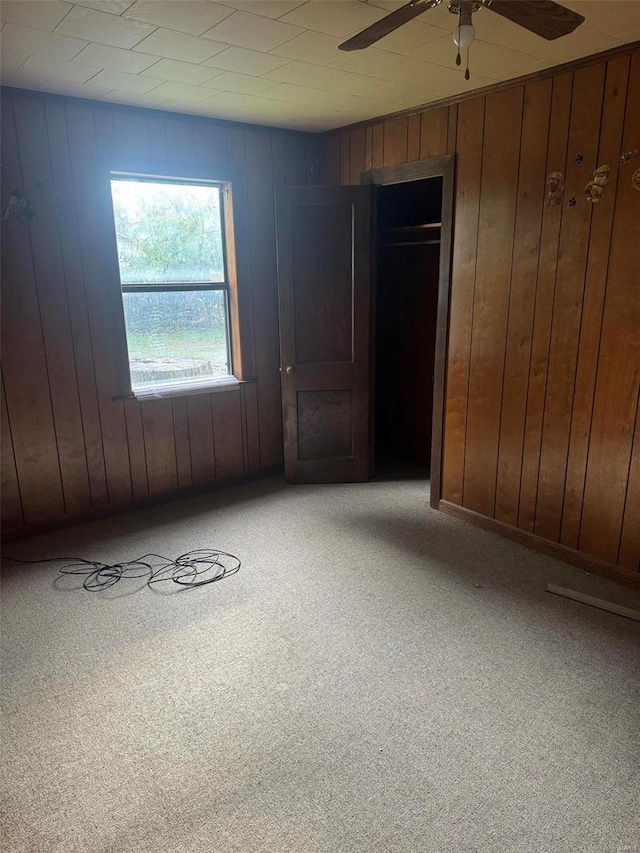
<box><xmin>1</xmin><ymin>465</ymin><xmax>283</xmax><ymax>543</ymax></box>
<box><xmin>438</xmin><ymin>500</ymin><xmax>640</xmax><ymax>590</ymax></box>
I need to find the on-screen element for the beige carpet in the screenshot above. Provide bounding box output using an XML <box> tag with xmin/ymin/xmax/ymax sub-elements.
<box><xmin>2</xmin><ymin>476</ymin><xmax>639</xmax><ymax>853</ymax></box>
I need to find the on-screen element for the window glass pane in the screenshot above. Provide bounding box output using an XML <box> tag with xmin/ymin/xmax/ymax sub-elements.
<box><xmin>123</xmin><ymin>290</ymin><xmax>231</xmax><ymax>391</ymax></box>
<box><xmin>110</xmin><ymin>179</ymin><xmax>224</xmax><ymax>284</ymax></box>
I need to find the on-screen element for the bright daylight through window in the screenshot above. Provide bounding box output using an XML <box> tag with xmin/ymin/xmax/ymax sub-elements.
<box><xmin>110</xmin><ymin>175</ymin><xmax>233</xmax><ymax>395</ymax></box>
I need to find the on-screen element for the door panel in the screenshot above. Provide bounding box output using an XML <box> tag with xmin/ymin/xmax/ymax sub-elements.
<box><xmin>275</xmin><ymin>185</ymin><xmax>373</xmax><ymax>483</ymax></box>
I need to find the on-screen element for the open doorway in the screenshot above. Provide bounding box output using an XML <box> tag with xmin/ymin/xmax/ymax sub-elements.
<box><xmin>374</xmin><ymin>176</ymin><xmax>443</xmax><ymax>479</ymax></box>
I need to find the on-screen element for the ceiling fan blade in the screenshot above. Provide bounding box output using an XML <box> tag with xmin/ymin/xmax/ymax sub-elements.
<box><xmin>483</xmin><ymin>0</ymin><xmax>585</xmax><ymax>40</ymax></box>
<box><xmin>338</xmin><ymin>0</ymin><xmax>442</xmax><ymax>51</ymax></box>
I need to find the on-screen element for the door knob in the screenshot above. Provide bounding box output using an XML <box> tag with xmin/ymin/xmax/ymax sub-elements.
<box><xmin>285</xmin><ymin>365</ymin><xmax>295</xmax><ymax>375</ymax></box>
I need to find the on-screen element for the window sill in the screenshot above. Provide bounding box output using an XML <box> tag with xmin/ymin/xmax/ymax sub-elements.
<box><xmin>115</xmin><ymin>377</ymin><xmax>250</xmax><ymax>403</ymax></box>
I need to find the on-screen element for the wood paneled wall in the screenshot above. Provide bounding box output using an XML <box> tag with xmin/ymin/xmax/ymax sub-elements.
<box><xmin>1</xmin><ymin>88</ymin><xmax>323</xmax><ymax>537</ymax></box>
<box><xmin>329</xmin><ymin>46</ymin><xmax>640</xmax><ymax>584</ymax></box>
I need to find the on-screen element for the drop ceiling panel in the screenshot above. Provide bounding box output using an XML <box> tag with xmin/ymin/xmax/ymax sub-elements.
<box><xmin>123</xmin><ymin>1</ymin><xmax>233</xmax><ymax>36</ymax></box>
<box><xmin>0</xmin><ymin>0</ymin><xmax>636</xmax><ymax>131</ymax></box>
<box><xmin>132</xmin><ymin>27</ymin><xmax>228</xmax><ymax>62</ymax></box>
<box><xmin>54</xmin><ymin>4</ymin><xmax>156</xmax><ymax>47</ymax></box>
<box><xmin>71</xmin><ymin>41</ymin><xmax>159</xmax><ymax>72</ymax></box>
<box><xmin>139</xmin><ymin>57</ymin><xmax>222</xmax><ymax>85</ymax></box>
<box><xmin>0</xmin><ymin>1</ymin><xmax>73</xmax><ymax>33</ymax></box>
<box><xmin>201</xmin><ymin>10</ymin><xmax>304</xmax><ymax>51</ymax></box>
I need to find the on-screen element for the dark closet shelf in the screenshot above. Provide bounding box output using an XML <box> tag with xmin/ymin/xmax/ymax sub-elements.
<box><xmin>385</xmin><ymin>223</ymin><xmax>441</xmax><ymax>233</ymax></box>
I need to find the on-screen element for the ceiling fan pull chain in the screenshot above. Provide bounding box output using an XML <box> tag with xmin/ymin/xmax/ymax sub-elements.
<box><xmin>456</xmin><ymin>4</ymin><xmax>463</xmax><ymax>65</ymax></box>
<box><xmin>465</xmin><ymin>46</ymin><xmax>471</xmax><ymax>80</ymax></box>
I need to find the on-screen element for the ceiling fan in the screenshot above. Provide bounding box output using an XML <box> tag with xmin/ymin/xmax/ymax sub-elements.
<box><xmin>339</xmin><ymin>1</ymin><xmax>585</xmax><ymax>54</ymax></box>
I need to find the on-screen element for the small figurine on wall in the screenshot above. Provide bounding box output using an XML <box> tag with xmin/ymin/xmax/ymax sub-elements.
<box><xmin>585</xmin><ymin>165</ymin><xmax>611</xmax><ymax>203</ymax></box>
<box><xmin>1</xmin><ymin>190</ymin><xmax>36</xmax><ymax>224</ymax></box>
<box><xmin>547</xmin><ymin>171</ymin><xmax>564</xmax><ymax>206</ymax></box>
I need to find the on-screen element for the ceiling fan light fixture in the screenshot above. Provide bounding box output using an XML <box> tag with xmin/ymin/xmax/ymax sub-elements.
<box><xmin>453</xmin><ymin>21</ymin><xmax>476</xmax><ymax>48</ymax></box>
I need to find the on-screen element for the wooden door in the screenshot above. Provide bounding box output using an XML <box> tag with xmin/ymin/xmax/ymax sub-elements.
<box><xmin>275</xmin><ymin>185</ymin><xmax>373</xmax><ymax>483</ymax></box>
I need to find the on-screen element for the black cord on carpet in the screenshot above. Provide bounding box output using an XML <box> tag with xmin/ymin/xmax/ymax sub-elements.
<box><xmin>2</xmin><ymin>549</ymin><xmax>240</xmax><ymax>592</ymax></box>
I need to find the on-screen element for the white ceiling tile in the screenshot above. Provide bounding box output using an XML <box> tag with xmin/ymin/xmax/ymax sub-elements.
<box><xmin>260</xmin><ymin>81</ymin><xmax>369</xmax><ymax>111</ymax></box>
<box><xmin>216</xmin><ymin>1</ymin><xmax>307</xmax><ymax>18</ymax></box>
<box><xmin>202</xmin><ymin>10</ymin><xmax>304</xmax><ymax>51</ymax></box>
<box><xmin>124</xmin><ymin>1</ymin><xmax>233</xmax><ymax>36</ymax></box>
<box><xmin>71</xmin><ymin>42</ymin><xmax>160</xmax><ymax>73</ymax></box>
<box><xmin>1</xmin><ymin>22</ymin><xmax>87</xmax><ymax>61</ymax></box>
<box><xmin>202</xmin><ymin>46</ymin><xmax>289</xmax><ymax>74</ymax></box>
<box><xmin>408</xmin><ymin>34</ymin><xmax>537</xmax><ymax>77</ymax></box>
<box><xmin>202</xmin><ymin>70</ymin><xmax>280</xmax><ymax>93</ymax></box>
<box><xmin>262</xmin><ymin>60</ymin><xmax>344</xmax><ymax>88</ymax></box>
<box><xmin>70</xmin><ymin>1</ymin><xmax>135</xmax><ymax>13</ymax></box>
<box><xmin>280</xmin><ymin>0</ymin><xmax>387</xmax><ymax>38</ymax></box>
<box><xmin>320</xmin><ymin>71</ymin><xmax>391</xmax><ymax>97</ymax></box>
<box><xmin>268</xmin><ymin>29</ymin><xmax>343</xmax><ymax>64</ymax></box>
<box><xmin>140</xmin><ymin>58</ymin><xmax>221</xmax><ymax>85</ymax></box>
<box><xmin>375</xmin><ymin>20</ymin><xmax>448</xmax><ymax>53</ymax></box>
<box><xmin>0</xmin><ymin>1</ymin><xmax>72</xmax><ymax>33</ymax></box>
<box><xmin>564</xmin><ymin>1</ymin><xmax>640</xmax><ymax>42</ymax></box>
<box><xmin>147</xmin><ymin>80</ymin><xmax>215</xmax><ymax>102</ymax></box>
<box><xmin>40</xmin><ymin>78</ymin><xmax>116</xmax><ymax>98</ymax></box>
<box><xmin>54</xmin><ymin>5</ymin><xmax>155</xmax><ymax>48</ymax></box>
<box><xmin>88</xmin><ymin>68</ymin><xmax>164</xmax><ymax>93</ymax></box>
<box><xmin>331</xmin><ymin>46</ymin><xmax>433</xmax><ymax>82</ymax></box>
<box><xmin>133</xmin><ymin>28</ymin><xmax>229</xmax><ymax>62</ymax></box>
<box><xmin>1</xmin><ymin>49</ymin><xmax>29</xmax><ymax>74</ymax></box>
<box><xmin>18</xmin><ymin>54</ymin><xmax>101</xmax><ymax>85</ymax></box>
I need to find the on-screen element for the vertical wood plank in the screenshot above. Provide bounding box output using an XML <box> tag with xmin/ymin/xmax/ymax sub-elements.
<box><xmin>518</xmin><ymin>72</ymin><xmax>573</xmax><ymax>532</ymax></box>
<box><xmin>618</xmin><ymin>396</ymin><xmax>640</xmax><ymax>572</ymax></box>
<box><xmin>447</xmin><ymin>105</ymin><xmax>458</xmax><ymax>155</ymax></box>
<box><xmin>1</xmin><ymin>374</ymin><xmax>24</xmax><ymax>530</ymax></box>
<box><xmin>124</xmin><ymin>401</ymin><xmax>148</xmax><ymax>499</ymax></box>
<box><xmin>364</xmin><ymin>125</ymin><xmax>373</xmax><ymax>171</ymax></box>
<box><xmin>246</xmin><ymin>131</ymin><xmax>283</xmax><ymax>468</ymax></box>
<box><xmin>305</xmin><ymin>134</ymin><xmax>326</xmax><ymax>185</ymax></box>
<box><xmin>579</xmin><ymin>52</ymin><xmax>640</xmax><ymax>563</ymax></box>
<box><xmin>340</xmin><ymin>131</ymin><xmax>351</xmax><ymax>184</ymax></box>
<box><xmin>65</xmin><ymin>101</ymin><xmax>133</xmax><ymax>505</ymax></box>
<box><xmin>45</xmin><ymin>99</ymin><xmax>109</xmax><ymax>509</ymax></box>
<box><xmin>441</xmin><ymin>96</ymin><xmax>485</xmax><ymax>504</ymax></box>
<box><xmin>284</xmin><ymin>134</ymin><xmax>307</xmax><ymax>185</ymax></box>
<box><xmin>349</xmin><ymin>127</ymin><xmax>366</xmax><ymax>185</ymax></box>
<box><xmin>325</xmin><ymin>133</ymin><xmax>341</xmax><ymax>185</ymax></box>
<box><xmin>534</xmin><ymin>63</ymin><xmax>607</xmax><ymax>542</ymax></box>
<box><xmin>141</xmin><ymin>399</ymin><xmax>178</xmax><ymax>495</ymax></box>
<box><xmin>171</xmin><ymin>397</ymin><xmax>192</xmax><ymax>489</ymax></box>
<box><xmin>561</xmin><ymin>54</ymin><xmax>631</xmax><ymax>548</ymax></box>
<box><xmin>494</xmin><ymin>78</ymin><xmax>552</xmax><ymax>527</ymax></box>
<box><xmin>372</xmin><ymin>123</ymin><xmax>384</xmax><ymax>168</ymax></box>
<box><xmin>383</xmin><ymin>116</ymin><xmax>408</xmax><ymax>166</ymax></box>
<box><xmin>94</xmin><ymin>108</ymin><xmax>116</xmax><ymax>160</ymax></box>
<box><xmin>164</xmin><ymin>116</ymin><xmax>194</xmax><ymax>161</ymax></box>
<box><xmin>113</xmin><ymin>110</ymin><xmax>150</xmax><ymax>160</ymax></box>
<box><xmin>420</xmin><ymin>106</ymin><xmax>448</xmax><ymax>159</ymax></box>
<box><xmin>242</xmin><ymin>382</ymin><xmax>261</xmax><ymax>471</ymax></box>
<box><xmin>407</xmin><ymin>113</ymin><xmax>421</xmax><ymax>161</ymax></box>
<box><xmin>463</xmin><ymin>87</ymin><xmax>524</xmax><ymax>516</ymax></box>
<box><xmin>187</xmin><ymin>395</ymin><xmax>216</xmax><ymax>485</ymax></box>
<box><xmin>12</xmin><ymin>95</ymin><xmax>92</xmax><ymax>517</ymax></box>
<box><xmin>193</xmin><ymin>120</ymin><xmax>228</xmax><ymax>167</ymax></box>
<box><xmin>147</xmin><ymin>113</ymin><xmax>167</xmax><ymax>160</ymax></box>
<box><xmin>212</xmin><ymin>390</ymin><xmax>244</xmax><ymax>480</ymax></box>
<box><xmin>0</xmin><ymin>93</ymin><xmax>66</xmax><ymax>523</ymax></box>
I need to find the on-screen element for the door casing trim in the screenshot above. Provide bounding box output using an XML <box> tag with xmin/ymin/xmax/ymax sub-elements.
<box><xmin>361</xmin><ymin>155</ymin><xmax>455</xmax><ymax>509</ymax></box>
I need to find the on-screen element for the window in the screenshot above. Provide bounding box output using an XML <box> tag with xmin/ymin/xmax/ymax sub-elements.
<box><xmin>109</xmin><ymin>174</ymin><xmax>235</xmax><ymax>396</ymax></box>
